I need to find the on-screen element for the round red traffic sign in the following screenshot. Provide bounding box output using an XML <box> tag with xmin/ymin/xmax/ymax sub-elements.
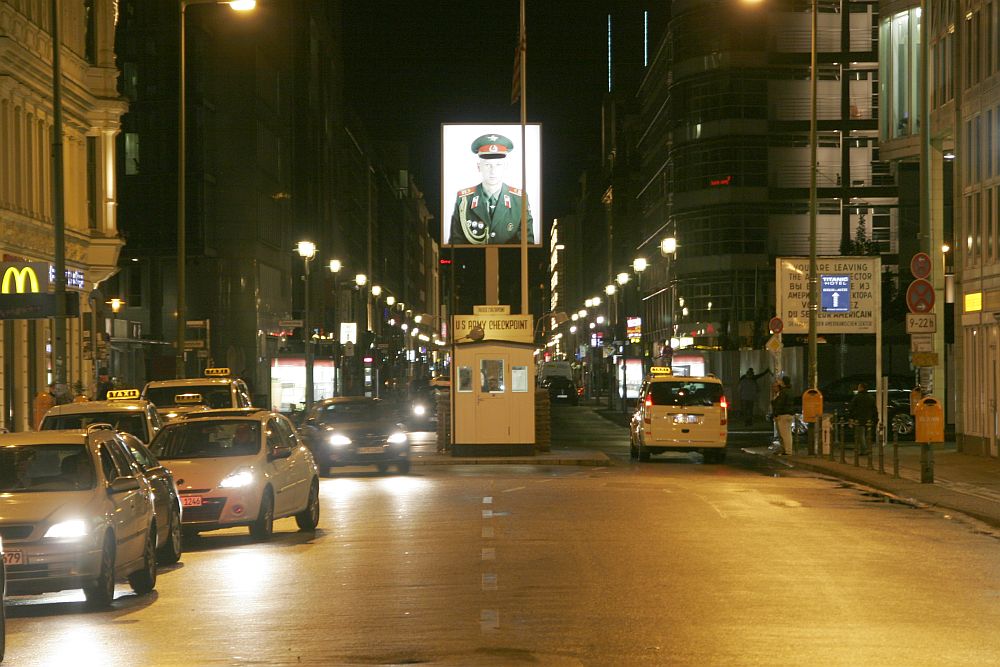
<box><xmin>906</xmin><ymin>278</ymin><xmax>935</xmax><ymax>313</ymax></box>
<box><xmin>910</xmin><ymin>252</ymin><xmax>932</xmax><ymax>279</ymax></box>
<box><xmin>768</xmin><ymin>317</ymin><xmax>783</xmax><ymax>334</ymax></box>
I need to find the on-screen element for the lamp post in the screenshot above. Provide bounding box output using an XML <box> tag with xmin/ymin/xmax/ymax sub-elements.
<box><xmin>328</xmin><ymin>259</ymin><xmax>342</xmax><ymax>396</ymax></box>
<box><xmin>297</xmin><ymin>241</ymin><xmax>316</xmax><ymax>410</ymax></box>
<box><xmin>660</xmin><ymin>236</ymin><xmax>677</xmax><ymax>347</ymax></box>
<box><xmin>632</xmin><ymin>257</ymin><xmax>647</xmax><ymax>357</ymax></box>
<box><xmin>176</xmin><ymin>0</ymin><xmax>255</xmax><ymax>379</ymax></box>
<box><xmin>106</xmin><ymin>298</ymin><xmax>125</xmax><ymax>384</ymax></box>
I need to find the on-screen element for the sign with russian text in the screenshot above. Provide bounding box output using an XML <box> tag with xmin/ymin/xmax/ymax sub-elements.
<box><xmin>452</xmin><ymin>314</ymin><xmax>533</xmax><ymax>344</ymax></box>
<box><xmin>776</xmin><ymin>257</ymin><xmax>880</xmax><ymax>334</ymax></box>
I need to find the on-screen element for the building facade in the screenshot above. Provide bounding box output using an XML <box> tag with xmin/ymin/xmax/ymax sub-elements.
<box><xmin>0</xmin><ymin>0</ymin><xmax>126</xmax><ymax>430</ymax></box>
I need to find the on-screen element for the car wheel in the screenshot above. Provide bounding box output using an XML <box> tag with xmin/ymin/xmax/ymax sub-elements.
<box><xmin>157</xmin><ymin>504</ymin><xmax>183</xmax><ymax>565</ymax></box>
<box><xmin>891</xmin><ymin>412</ymin><xmax>915</xmax><ymax>436</ymax></box>
<box><xmin>84</xmin><ymin>534</ymin><xmax>116</xmax><ymax>608</ymax></box>
<box><xmin>397</xmin><ymin>458</ymin><xmax>411</xmax><ymax>474</ymax></box>
<box><xmin>250</xmin><ymin>489</ymin><xmax>275</xmax><ymax>541</ymax></box>
<box><xmin>128</xmin><ymin>525</ymin><xmax>157</xmax><ymax>595</ymax></box>
<box><xmin>638</xmin><ymin>444</ymin><xmax>651</xmax><ymax>462</ymax></box>
<box><xmin>376</xmin><ymin>462</ymin><xmax>390</xmax><ymax>474</ymax></box>
<box><xmin>703</xmin><ymin>449</ymin><xmax>726</xmax><ymax>464</ymax></box>
<box><xmin>295</xmin><ymin>479</ymin><xmax>320</xmax><ymax>531</ymax></box>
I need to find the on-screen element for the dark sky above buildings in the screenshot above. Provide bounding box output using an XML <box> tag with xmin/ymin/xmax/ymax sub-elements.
<box><xmin>342</xmin><ymin>1</ymin><xmax>611</xmax><ymax>233</ymax></box>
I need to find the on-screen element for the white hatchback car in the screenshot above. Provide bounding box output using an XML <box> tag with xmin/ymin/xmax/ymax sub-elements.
<box><xmin>630</xmin><ymin>372</ymin><xmax>729</xmax><ymax>463</ymax></box>
<box><xmin>0</xmin><ymin>427</ymin><xmax>158</xmax><ymax>607</ymax></box>
<box><xmin>150</xmin><ymin>409</ymin><xmax>320</xmax><ymax>540</ymax></box>
<box><xmin>142</xmin><ymin>368</ymin><xmax>252</xmax><ymax>422</ymax></box>
<box><xmin>40</xmin><ymin>389</ymin><xmax>164</xmax><ymax>445</ymax></box>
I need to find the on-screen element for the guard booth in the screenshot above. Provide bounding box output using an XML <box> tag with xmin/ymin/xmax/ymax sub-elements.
<box><xmin>451</xmin><ymin>309</ymin><xmax>536</xmax><ymax>456</ymax></box>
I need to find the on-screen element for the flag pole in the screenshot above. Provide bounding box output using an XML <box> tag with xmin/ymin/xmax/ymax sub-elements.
<box><xmin>519</xmin><ymin>0</ymin><xmax>528</xmax><ymax>315</ymax></box>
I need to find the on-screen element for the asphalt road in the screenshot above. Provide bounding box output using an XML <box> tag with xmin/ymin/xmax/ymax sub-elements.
<box><xmin>5</xmin><ymin>406</ymin><xmax>1000</xmax><ymax>665</ymax></box>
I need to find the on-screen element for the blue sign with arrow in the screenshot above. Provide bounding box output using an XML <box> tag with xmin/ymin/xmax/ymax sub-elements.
<box><xmin>820</xmin><ymin>274</ymin><xmax>850</xmax><ymax>312</ymax></box>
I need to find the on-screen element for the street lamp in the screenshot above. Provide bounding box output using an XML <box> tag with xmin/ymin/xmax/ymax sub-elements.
<box><xmin>660</xmin><ymin>236</ymin><xmax>678</xmax><ymax>344</ymax></box>
<box><xmin>106</xmin><ymin>298</ymin><xmax>125</xmax><ymax>382</ymax></box>
<box><xmin>176</xmin><ymin>0</ymin><xmax>255</xmax><ymax>379</ymax></box>
<box><xmin>296</xmin><ymin>241</ymin><xmax>316</xmax><ymax>410</ymax></box>
<box><xmin>327</xmin><ymin>259</ymin><xmax>342</xmax><ymax>396</ymax></box>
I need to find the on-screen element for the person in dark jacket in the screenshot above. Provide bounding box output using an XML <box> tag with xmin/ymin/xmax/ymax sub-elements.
<box><xmin>848</xmin><ymin>382</ymin><xmax>878</xmax><ymax>453</ymax></box>
<box><xmin>771</xmin><ymin>377</ymin><xmax>795</xmax><ymax>455</ymax></box>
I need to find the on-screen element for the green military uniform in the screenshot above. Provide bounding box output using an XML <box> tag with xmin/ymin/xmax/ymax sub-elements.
<box><xmin>449</xmin><ymin>133</ymin><xmax>534</xmax><ymax>245</ymax></box>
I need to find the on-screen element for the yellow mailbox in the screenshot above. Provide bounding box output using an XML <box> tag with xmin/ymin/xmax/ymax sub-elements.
<box><xmin>801</xmin><ymin>389</ymin><xmax>823</xmax><ymax>423</ymax></box>
<box><xmin>914</xmin><ymin>397</ymin><xmax>944</xmax><ymax>443</ymax></box>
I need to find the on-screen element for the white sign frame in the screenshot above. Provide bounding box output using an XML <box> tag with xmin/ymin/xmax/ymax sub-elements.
<box><xmin>776</xmin><ymin>256</ymin><xmax>881</xmax><ymax>334</ymax></box>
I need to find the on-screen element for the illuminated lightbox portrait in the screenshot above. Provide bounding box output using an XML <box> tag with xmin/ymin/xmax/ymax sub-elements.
<box><xmin>441</xmin><ymin>123</ymin><xmax>542</xmax><ymax>248</ymax></box>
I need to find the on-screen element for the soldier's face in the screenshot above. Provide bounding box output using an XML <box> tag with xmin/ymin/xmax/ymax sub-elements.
<box><xmin>477</xmin><ymin>159</ymin><xmax>505</xmax><ymax>188</ymax></box>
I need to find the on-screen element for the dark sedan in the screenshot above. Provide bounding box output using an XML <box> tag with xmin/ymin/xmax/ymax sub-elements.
<box><xmin>298</xmin><ymin>397</ymin><xmax>411</xmax><ymax>475</ymax></box>
<box><xmin>543</xmin><ymin>377</ymin><xmax>579</xmax><ymax>405</ymax></box>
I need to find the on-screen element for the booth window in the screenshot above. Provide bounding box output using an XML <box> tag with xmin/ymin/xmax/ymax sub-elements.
<box><xmin>480</xmin><ymin>359</ymin><xmax>505</xmax><ymax>393</ymax></box>
<box><xmin>512</xmin><ymin>366</ymin><xmax>529</xmax><ymax>392</ymax></box>
<box><xmin>458</xmin><ymin>366</ymin><xmax>473</xmax><ymax>392</ymax></box>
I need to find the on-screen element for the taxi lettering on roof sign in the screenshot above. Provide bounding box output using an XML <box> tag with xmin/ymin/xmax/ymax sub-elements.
<box><xmin>649</xmin><ymin>366</ymin><xmax>673</xmax><ymax>376</ymax></box>
<box><xmin>107</xmin><ymin>389</ymin><xmax>140</xmax><ymax>401</ymax></box>
<box><xmin>174</xmin><ymin>393</ymin><xmax>204</xmax><ymax>404</ymax></box>
<box><xmin>204</xmin><ymin>367</ymin><xmax>231</xmax><ymax>377</ymax></box>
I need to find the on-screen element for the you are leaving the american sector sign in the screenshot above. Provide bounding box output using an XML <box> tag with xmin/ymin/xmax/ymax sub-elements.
<box><xmin>776</xmin><ymin>256</ymin><xmax>881</xmax><ymax>334</ymax></box>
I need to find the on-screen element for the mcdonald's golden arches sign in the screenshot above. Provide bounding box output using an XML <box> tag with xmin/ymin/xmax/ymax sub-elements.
<box><xmin>0</xmin><ymin>262</ymin><xmax>49</xmax><ymax>294</ymax></box>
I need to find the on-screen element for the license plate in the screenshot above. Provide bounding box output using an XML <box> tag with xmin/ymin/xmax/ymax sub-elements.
<box><xmin>358</xmin><ymin>446</ymin><xmax>384</xmax><ymax>454</ymax></box>
<box><xmin>181</xmin><ymin>496</ymin><xmax>203</xmax><ymax>507</ymax></box>
<box><xmin>556</xmin><ymin>393</ymin><xmax>568</xmax><ymax>398</ymax></box>
<box><xmin>673</xmin><ymin>414</ymin><xmax>700</xmax><ymax>424</ymax></box>
<box><xmin>2</xmin><ymin>550</ymin><xmax>23</xmax><ymax>566</ymax></box>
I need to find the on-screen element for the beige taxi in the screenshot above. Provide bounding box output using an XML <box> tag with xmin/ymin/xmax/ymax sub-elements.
<box><xmin>142</xmin><ymin>368</ymin><xmax>252</xmax><ymax>422</ymax></box>
<box><xmin>630</xmin><ymin>368</ymin><xmax>729</xmax><ymax>463</ymax></box>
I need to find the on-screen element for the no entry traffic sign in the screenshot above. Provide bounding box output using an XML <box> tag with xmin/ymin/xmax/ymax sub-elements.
<box><xmin>910</xmin><ymin>252</ymin><xmax>932</xmax><ymax>279</ymax></box>
<box><xmin>906</xmin><ymin>278</ymin><xmax>935</xmax><ymax>313</ymax></box>
<box><xmin>769</xmin><ymin>316</ymin><xmax>783</xmax><ymax>334</ymax></box>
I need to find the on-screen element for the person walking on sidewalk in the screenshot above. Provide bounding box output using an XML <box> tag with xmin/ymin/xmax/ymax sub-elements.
<box><xmin>848</xmin><ymin>382</ymin><xmax>877</xmax><ymax>454</ymax></box>
<box><xmin>771</xmin><ymin>377</ymin><xmax>795</xmax><ymax>455</ymax></box>
<box><xmin>737</xmin><ymin>368</ymin><xmax>768</xmax><ymax>426</ymax></box>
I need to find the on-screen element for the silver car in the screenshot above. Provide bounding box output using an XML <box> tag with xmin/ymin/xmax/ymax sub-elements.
<box><xmin>0</xmin><ymin>427</ymin><xmax>158</xmax><ymax>607</ymax></box>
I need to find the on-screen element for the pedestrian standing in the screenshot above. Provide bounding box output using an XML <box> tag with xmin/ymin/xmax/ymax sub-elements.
<box><xmin>848</xmin><ymin>382</ymin><xmax>877</xmax><ymax>454</ymax></box>
<box><xmin>737</xmin><ymin>368</ymin><xmax>759</xmax><ymax>426</ymax></box>
<box><xmin>771</xmin><ymin>377</ymin><xmax>795</xmax><ymax>455</ymax></box>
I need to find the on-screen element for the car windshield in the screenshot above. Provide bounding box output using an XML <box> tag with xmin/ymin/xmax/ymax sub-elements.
<box><xmin>42</xmin><ymin>412</ymin><xmax>147</xmax><ymax>441</ymax></box>
<box><xmin>0</xmin><ymin>444</ymin><xmax>95</xmax><ymax>492</ymax></box>
<box><xmin>649</xmin><ymin>382</ymin><xmax>723</xmax><ymax>407</ymax></box>
<box><xmin>151</xmin><ymin>420</ymin><xmax>261</xmax><ymax>459</ymax></box>
<box><xmin>145</xmin><ymin>385</ymin><xmax>233</xmax><ymax>409</ymax></box>
<box><xmin>312</xmin><ymin>402</ymin><xmax>382</xmax><ymax>424</ymax></box>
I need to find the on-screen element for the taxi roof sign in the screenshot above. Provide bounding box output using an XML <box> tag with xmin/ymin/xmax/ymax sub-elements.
<box><xmin>204</xmin><ymin>367</ymin><xmax>231</xmax><ymax>377</ymax></box>
<box><xmin>107</xmin><ymin>389</ymin><xmax>141</xmax><ymax>401</ymax></box>
<box><xmin>174</xmin><ymin>393</ymin><xmax>205</xmax><ymax>404</ymax></box>
<box><xmin>649</xmin><ymin>366</ymin><xmax>673</xmax><ymax>376</ymax></box>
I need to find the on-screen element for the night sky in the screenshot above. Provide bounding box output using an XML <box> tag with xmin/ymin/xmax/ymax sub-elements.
<box><xmin>342</xmin><ymin>1</ymin><xmax>611</xmax><ymax>237</ymax></box>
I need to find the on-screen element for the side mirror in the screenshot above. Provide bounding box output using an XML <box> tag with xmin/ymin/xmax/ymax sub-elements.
<box><xmin>269</xmin><ymin>445</ymin><xmax>292</xmax><ymax>461</ymax></box>
<box><xmin>108</xmin><ymin>476</ymin><xmax>141</xmax><ymax>494</ymax></box>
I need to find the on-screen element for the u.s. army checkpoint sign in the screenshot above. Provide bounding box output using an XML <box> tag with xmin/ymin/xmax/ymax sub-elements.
<box><xmin>776</xmin><ymin>257</ymin><xmax>881</xmax><ymax>334</ymax></box>
<box><xmin>452</xmin><ymin>313</ymin><xmax>533</xmax><ymax>344</ymax></box>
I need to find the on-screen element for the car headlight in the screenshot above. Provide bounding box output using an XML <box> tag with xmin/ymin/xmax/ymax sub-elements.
<box><xmin>329</xmin><ymin>434</ymin><xmax>352</xmax><ymax>447</ymax></box>
<box><xmin>44</xmin><ymin>519</ymin><xmax>89</xmax><ymax>539</ymax></box>
<box><xmin>387</xmin><ymin>432</ymin><xmax>408</xmax><ymax>445</ymax></box>
<box><xmin>219</xmin><ymin>469</ymin><xmax>255</xmax><ymax>489</ymax></box>
<box><xmin>413</xmin><ymin>404</ymin><xmax>426</xmax><ymax>416</ymax></box>
<box><xmin>166</xmin><ymin>412</ymin><xmax>179</xmax><ymax>420</ymax></box>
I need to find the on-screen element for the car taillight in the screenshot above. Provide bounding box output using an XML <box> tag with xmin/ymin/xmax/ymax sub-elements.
<box><xmin>643</xmin><ymin>395</ymin><xmax>653</xmax><ymax>424</ymax></box>
<box><xmin>719</xmin><ymin>396</ymin><xmax>728</xmax><ymax>425</ymax></box>
<box><xmin>644</xmin><ymin>395</ymin><xmax>653</xmax><ymax>408</ymax></box>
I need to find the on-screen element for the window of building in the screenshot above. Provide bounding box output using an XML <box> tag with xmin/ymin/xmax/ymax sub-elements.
<box><xmin>86</xmin><ymin>137</ymin><xmax>98</xmax><ymax>230</ymax></box>
<box><xmin>124</xmin><ymin>132</ymin><xmax>140</xmax><ymax>175</ymax></box>
<box><xmin>879</xmin><ymin>8</ymin><xmax>922</xmax><ymax>140</ymax></box>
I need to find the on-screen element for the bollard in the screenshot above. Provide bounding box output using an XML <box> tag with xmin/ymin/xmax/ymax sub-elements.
<box><xmin>853</xmin><ymin>420</ymin><xmax>860</xmax><ymax>467</ymax></box>
<box><xmin>920</xmin><ymin>443</ymin><xmax>934</xmax><ymax>483</ymax></box>
<box><xmin>892</xmin><ymin>428</ymin><xmax>900</xmax><ymax>478</ymax></box>
<box><xmin>839</xmin><ymin>414</ymin><xmax>846</xmax><ymax>464</ymax></box>
<box><xmin>866</xmin><ymin>420</ymin><xmax>875</xmax><ymax>470</ymax></box>
<box><xmin>877</xmin><ymin>422</ymin><xmax>885</xmax><ymax>474</ymax></box>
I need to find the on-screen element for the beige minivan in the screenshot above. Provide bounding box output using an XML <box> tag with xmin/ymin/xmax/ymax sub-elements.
<box><xmin>630</xmin><ymin>373</ymin><xmax>728</xmax><ymax>463</ymax></box>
